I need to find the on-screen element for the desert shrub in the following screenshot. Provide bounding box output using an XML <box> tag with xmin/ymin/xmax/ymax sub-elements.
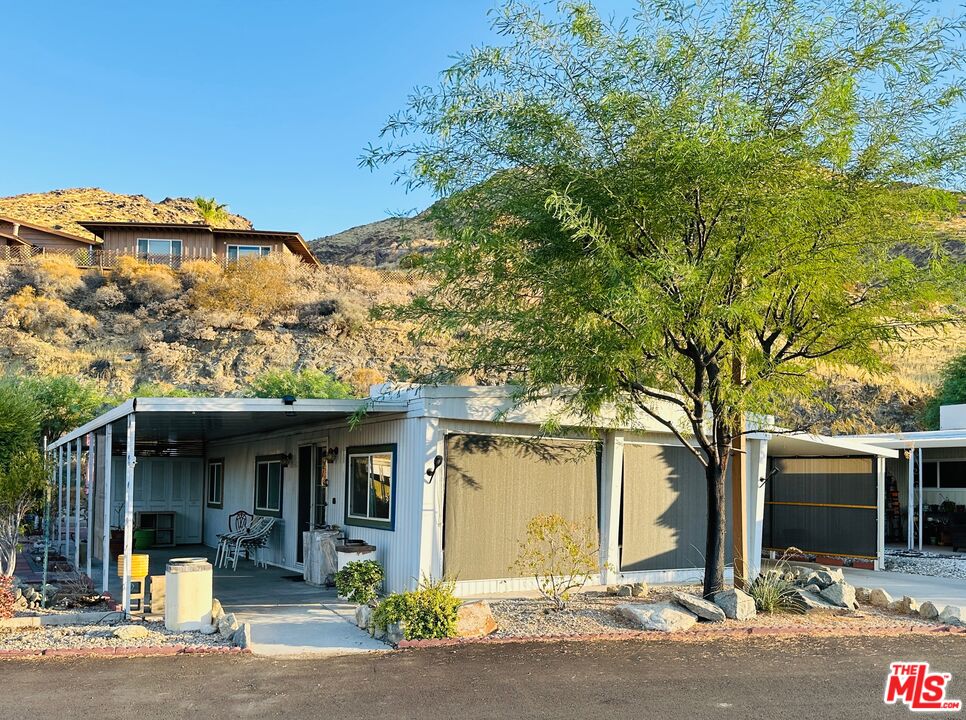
<box><xmin>3</xmin><ymin>287</ymin><xmax>97</xmax><ymax>337</ymax></box>
<box><xmin>131</xmin><ymin>382</ymin><xmax>198</xmax><ymax>398</ymax></box>
<box><xmin>19</xmin><ymin>254</ymin><xmax>84</xmax><ymax>297</ymax></box>
<box><xmin>113</xmin><ymin>256</ymin><xmax>181</xmax><ymax>304</ymax></box>
<box><xmin>179</xmin><ymin>258</ymin><xmax>223</xmax><ymax>289</ymax></box>
<box><xmin>330</xmin><ymin>298</ymin><xmax>369</xmax><ymax>336</ymax></box>
<box><xmin>92</xmin><ymin>283</ymin><xmax>126</xmax><ymax>309</ymax></box>
<box><xmin>347</xmin><ymin>368</ymin><xmax>386</xmax><ymax>397</ymax></box>
<box><xmin>372</xmin><ymin>577</ymin><xmax>461</xmax><ymax>640</ymax></box>
<box><xmin>746</xmin><ymin>550</ymin><xmax>805</xmax><ymax>614</ymax></box>
<box><xmin>245</xmin><ymin>368</ymin><xmax>353</xmax><ymax>399</ymax></box>
<box><xmin>190</xmin><ymin>256</ymin><xmax>298</xmax><ymax>322</ymax></box>
<box><xmin>334</xmin><ymin>560</ymin><xmax>384</xmax><ymax>604</ymax></box>
<box><xmin>512</xmin><ymin>514</ymin><xmax>601</xmax><ymax>610</ymax></box>
<box><xmin>0</xmin><ymin>576</ymin><xmax>15</xmax><ymax>617</ymax></box>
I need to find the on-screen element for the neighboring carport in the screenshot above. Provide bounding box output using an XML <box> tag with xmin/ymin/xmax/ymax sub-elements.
<box><xmin>754</xmin><ymin>433</ymin><xmax>898</xmax><ymax>570</ymax></box>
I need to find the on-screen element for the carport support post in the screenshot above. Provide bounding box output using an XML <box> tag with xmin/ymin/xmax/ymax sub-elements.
<box><xmin>918</xmin><ymin>448</ymin><xmax>923</xmax><ymax>552</ymax></box>
<box><xmin>599</xmin><ymin>431</ymin><xmax>624</xmax><ymax>586</ymax></box>
<box><xmin>744</xmin><ymin>436</ymin><xmax>769</xmax><ymax>582</ymax></box>
<box><xmin>73</xmin><ymin>437</ymin><xmax>82</xmax><ymax>571</ymax></box>
<box><xmin>121</xmin><ymin>414</ymin><xmax>136</xmax><ymax>616</ymax></box>
<box><xmin>56</xmin><ymin>446</ymin><xmax>63</xmax><ymax>550</ymax></box>
<box><xmin>731</xmin><ymin>433</ymin><xmax>747</xmax><ymax>590</ymax></box>
<box><xmin>101</xmin><ymin>424</ymin><xmax>113</xmax><ymax>594</ymax></box>
<box><xmin>65</xmin><ymin>440</ymin><xmax>72</xmax><ymax>561</ymax></box>
<box><xmin>906</xmin><ymin>449</ymin><xmax>914</xmax><ymax>550</ymax></box>
<box><xmin>876</xmin><ymin>456</ymin><xmax>885</xmax><ymax>570</ymax></box>
<box><xmin>85</xmin><ymin>433</ymin><xmax>94</xmax><ymax>579</ymax></box>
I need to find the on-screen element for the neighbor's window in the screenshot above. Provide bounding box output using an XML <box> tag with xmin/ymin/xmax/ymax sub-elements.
<box><xmin>254</xmin><ymin>458</ymin><xmax>283</xmax><ymax>517</ymax></box>
<box><xmin>345</xmin><ymin>445</ymin><xmax>395</xmax><ymax>529</ymax></box>
<box><xmin>207</xmin><ymin>459</ymin><xmax>224</xmax><ymax>508</ymax></box>
<box><xmin>227</xmin><ymin>244</ymin><xmax>271</xmax><ymax>261</ymax></box>
<box><xmin>137</xmin><ymin>238</ymin><xmax>183</xmax><ymax>257</ymax></box>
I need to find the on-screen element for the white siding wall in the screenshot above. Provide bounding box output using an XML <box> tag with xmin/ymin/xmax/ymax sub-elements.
<box><xmin>203</xmin><ymin>414</ymin><xmax>426</xmax><ymax>592</ymax></box>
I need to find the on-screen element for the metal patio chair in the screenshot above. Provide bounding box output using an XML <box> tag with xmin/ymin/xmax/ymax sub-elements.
<box><xmin>224</xmin><ymin>517</ymin><xmax>277</xmax><ymax>571</ymax></box>
<box><xmin>216</xmin><ymin>515</ymin><xmax>268</xmax><ymax>568</ymax></box>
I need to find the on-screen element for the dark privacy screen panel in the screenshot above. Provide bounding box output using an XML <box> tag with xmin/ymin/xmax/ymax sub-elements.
<box><xmin>763</xmin><ymin>457</ymin><xmax>877</xmax><ymax>558</ymax></box>
<box><xmin>443</xmin><ymin>434</ymin><xmax>599</xmax><ymax>581</ymax></box>
<box><xmin>620</xmin><ymin>443</ymin><xmax>732</xmax><ymax>572</ymax></box>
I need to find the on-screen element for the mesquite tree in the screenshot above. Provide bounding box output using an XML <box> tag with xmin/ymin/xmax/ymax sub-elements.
<box><xmin>364</xmin><ymin>0</ymin><xmax>966</xmax><ymax>596</ymax></box>
<box><xmin>0</xmin><ymin>387</ymin><xmax>45</xmax><ymax>577</ymax></box>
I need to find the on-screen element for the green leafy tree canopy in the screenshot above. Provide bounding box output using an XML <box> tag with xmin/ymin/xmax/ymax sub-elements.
<box><xmin>923</xmin><ymin>352</ymin><xmax>966</xmax><ymax>429</ymax></box>
<box><xmin>245</xmin><ymin>369</ymin><xmax>355</xmax><ymax>399</ymax></box>
<box><xmin>364</xmin><ymin>0</ymin><xmax>966</xmax><ymax>595</ymax></box>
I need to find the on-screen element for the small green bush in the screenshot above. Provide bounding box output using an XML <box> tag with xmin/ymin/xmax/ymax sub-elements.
<box><xmin>245</xmin><ymin>368</ymin><xmax>354</xmax><ymax>399</ymax></box>
<box><xmin>334</xmin><ymin>560</ymin><xmax>384</xmax><ymax>604</ymax></box>
<box><xmin>372</xmin><ymin>576</ymin><xmax>461</xmax><ymax>640</ymax></box>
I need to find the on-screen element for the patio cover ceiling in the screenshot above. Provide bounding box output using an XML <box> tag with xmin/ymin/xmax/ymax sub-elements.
<box><xmin>47</xmin><ymin>397</ymin><xmax>410</xmax><ymax>455</ymax></box>
<box><xmin>755</xmin><ymin>432</ymin><xmax>898</xmax><ymax>459</ymax></box>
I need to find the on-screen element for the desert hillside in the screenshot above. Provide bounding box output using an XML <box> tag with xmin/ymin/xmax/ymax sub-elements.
<box><xmin>0</xmin><ymin>187</ymin><xmax>958</xmax><ymax>432</ymax></box>
<box><xmin>0</xmin><ymin>188</ymin><xmax>251</xmax><ymax>241</ymax></box>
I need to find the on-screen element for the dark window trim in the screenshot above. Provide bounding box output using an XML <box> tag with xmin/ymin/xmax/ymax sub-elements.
<box><xmin>253</xmin><ymin>455</ymin><xmax>284</xmax><ymax>518</ymax></box>
<box><xmin>344</xmin><ymin>444</ymin><xmax>397</xmax><ymax>531</ymax></box>
<box><xmin>206</xmin><ymin>458</ymin><xmax>224</xmax><ymax>509</ymax></box>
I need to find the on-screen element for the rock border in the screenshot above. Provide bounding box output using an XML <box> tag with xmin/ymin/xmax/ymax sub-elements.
<box><xmin>395</xmin><ymin>623</ymin><xmax>966</xmax><ymax>649</ymax></box>
<box><xmin>0</xmin><ymin>644</ymin><xmax>252</xmax><ymax>660</ymax></box>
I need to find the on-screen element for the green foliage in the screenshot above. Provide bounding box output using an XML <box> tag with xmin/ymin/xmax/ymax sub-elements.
<box><xmin>0</xmin><ymin>383</ymin><xmax>40</xmax><ymax>469</ymax></box>
<box><xmin>1</xmin><ymin>375</ymin><xmax>107</xmax><ymax>442</ymax></box>
<box><xmin>372</xmin><ymin>576</ymin><xmax>461</xmax><ymax>640</ymax></box>
<box><xmin>511</xmin><ymin>514</ymin><xmax>601</xmax><ymax>610</ymax></box>
<box><xmin>365</xmin><ymin>0</ymin><xmax>966</xmax><ymax>595</ymax></box>
<box><xmin>194</xmin><ymin>196</ymin><xmax>229</xmax><ymax>226</ymax></box>
<box><xmin>746</xmin><ymin>551</ymin><xmax>806</xmax><ymax>614</ymax></box>
<box><xmin>922</xmin><ymin>352</ymin><xmax>966</xmax><ymax>429</ymax></box>
<box><xmin>333</xmin><ymin>559</ymin><xmax>384</xmax><ymax>604</ymax></box>
<box><xmin>245</xmin><ymin>369</ymin><xmax>354</xmax><ymax>399</ymax></box>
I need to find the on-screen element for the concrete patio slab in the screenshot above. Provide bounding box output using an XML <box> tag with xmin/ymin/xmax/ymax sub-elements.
<box><xmin>840</xmin><ymin>566</ymin><xmax>966</xmax><ymax>608</ymax></box>
<box><xmin>90</xmin><ymin>545</ymin><xmax>388</xmax><ymax>658</ymax></box>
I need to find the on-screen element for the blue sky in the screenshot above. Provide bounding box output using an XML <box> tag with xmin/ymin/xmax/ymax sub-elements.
<box><xmin>1</xmin><ymin>1</ymin><xmax>960</xmax><ymax>239</ymax></box>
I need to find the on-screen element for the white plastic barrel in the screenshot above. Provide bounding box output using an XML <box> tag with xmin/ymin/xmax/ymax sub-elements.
<box><xmin>164</xmin><ymin>557</ymin><xmax>213</xmax><ymax>631</ymax></box>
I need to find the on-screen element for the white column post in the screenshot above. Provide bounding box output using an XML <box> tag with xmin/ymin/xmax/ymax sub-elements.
<box><xmin>65</xmin><ymin>440</ymin><xmax>72</xmax><ymax>561</ymax></box>
<box><xmin>906</xmin><ymin>448</ymin><xmax>914</xmax><ymax>550</ymax></box>
<box><xmin>57</xmin><ymin>446</ymin><xmax>64</xmax><ymax>550</ymax></box>
<box><xmin>918</xmin><ymin>448</ymin><xmax>924</xmax><ymax>552</ymax></box>
<box><xmin>598</xmin><ymin>431</ymin><xmax>624</xmax><ymax>586</ymax></box>
<box><xmin>101</xmin><ymin>424</ymin><xmax>113</xmax><ymax>594</ymax></box>
<box><xmin>745</xmin><ymin>435</ymin><xmax>769</xmax><ymax>582</ymax></box>
<box><xmin>876</xmin><ymin>456</ymin><xmax>886</xmax><ymax>570</ymax></box>
<box><xmin>121</xmin><ymin>414</ymin><xmax>136</xmax><ymax>616</ymax></box>
<box><xmin>417</xmin><ymin>417</ymin><xmax>445</xmax><ymax>586</ymax></box>
<box><xmin>74</xmin><ymin>437</ymin><xmax>82</xmax><ymax>570</ymax></box>
<box><xmin>85</xmin><ymin>433</ymin><xmax>94</xmax><ymax>579</ymax></box>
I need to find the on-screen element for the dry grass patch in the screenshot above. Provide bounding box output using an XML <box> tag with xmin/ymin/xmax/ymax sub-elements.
<box><xmin>113</xmin><ymin>256</ymin><xmax>181</xmax><ymax>304</ymax></box>
<box><xmin>19</xmin><ymin>254</ymin><xmax>85</xmax><ymax>297</ymax></box>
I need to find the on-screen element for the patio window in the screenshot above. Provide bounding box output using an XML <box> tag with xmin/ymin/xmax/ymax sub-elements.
<box><xmin>345</xmin><ymin>445</ymin><xmax>395</xmax><ymax>529</ymax></box>
<box><xmin>227</xmin><ymin>244</ymin><xmax>271</xmax><ymax>260</ymax></box>
<box><xmin>254</xmin><ymin>457</ymin><xmax>283</xmax><ymax>517</ymax></box>
<box><xmin>207</xmin><ymin>459</ymin><xmax>224</xmax><ymax>508</ymax></box>
<box><xmin>137</xmin><ymin>238</ymin><xmax>183</xmax><ymax>257</ymax></box>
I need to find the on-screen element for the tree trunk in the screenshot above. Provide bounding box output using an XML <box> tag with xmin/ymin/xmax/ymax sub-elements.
<box><xmin>702</xmin><ymin>458</ymin><xmax>728</xmax><ymax>598</ymax></box>
<box><xmin>0</xmin><ymin>513</ymin><xmax>19</xmax><ymax>577</ymax></box>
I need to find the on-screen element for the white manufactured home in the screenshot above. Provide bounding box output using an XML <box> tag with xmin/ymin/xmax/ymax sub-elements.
<box><xmin>46</xmin><ymin>385</ymin><xmax>895</xmax><ymax>613</ymax></box>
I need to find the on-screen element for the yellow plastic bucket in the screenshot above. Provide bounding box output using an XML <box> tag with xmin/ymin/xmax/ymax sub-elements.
<box><xmin>117</xmin><ymin>553</ymin><xmax>150</xmax><ymax>578</ymax></box>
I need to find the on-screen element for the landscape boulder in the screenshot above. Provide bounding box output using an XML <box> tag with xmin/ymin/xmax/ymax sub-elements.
<box><xmin>454</xmin><ymin>600</ymin><xmax>498</xmax><ymax>638</ymax></box>
<box><xmin>386</xmin><ymin>621</ymin><xmax>407</xmax><ymax>645</ymax></box>
<box><xmin>631</xmin><ymin>582</ymin><xmax>649</xmax><ymax>598</ymax></box>
<box><xmin>793</xmin><ymin>588</ymin><xmax>839</xmax><ymax>612</ymax></box>
<box><xmin>199</xmin><ymin>623</ymin><xmax>218</xmax><ymax>635</ymax></box>
<box><xmin>939</xmin><ymin>606</ymin><xmax>964</xmax><ymax>626</ymax></box>
<box><xmin>218</xmin><ymin>612</ymin><xmax>240</xmax><ymax>638</ymax></box>
<box><xmin>671</xmin><ymin>591</ymin><xmax>726</xmax><ymax>622</ymax></box>
<box><xmin>891</xmin><ymin>596</ymin><xmax>920</xmax><ymax>615</ymax></box>
<box><xmin>919</xmin><ymin>601</ymin><xmax>940</xmax><ymax>620</ymax></box>
<box><xmin>855</xmin><ymin>587</ymin><xmax>871</xmax><ymax>603</ymax></box>
<box><xmin>210</xmin><ymin>598</ymin><xmax>225</xmax><ymax>623</ymax></box>
<box><xmin>617</xmin><ymin>585</ymin><xmax>633</xmax><ymax>597</ymax></box>
<box><xmin>815</xmin><ymin>568</ymin><xmax>844</xmax><ymax>588</ymax></box>
<box><xmin>232</xmin><ymin>622</ymin><xmax>252</xmax><ymax>649</ymax></box>
<box><xmin>616</xmin><ymin>602</ymin><xmax>698</xmax><ymax>632</ymax></box>
<box><xmin>113</xmin><ymin>624</ymin><xmax>151</xmax><ymax>641</ymax></box>
<box><xmin>713</xmin><ymin>589</ymin><xmax>756</xmax><ymax>620</ymax></box>
<box><xmin>868</xmin><ymin>588</ymin><xmax>894</xmax><ymax>608</ymax></box>
<box><xmin>819</xmin><ymin>581</ymin><xmax>858</xmax><ymax>610</ymax></box>
<box><xmin>355</xmin><ymin>604</ymin><xmax>372</xmax><ymax>630</ymax></box>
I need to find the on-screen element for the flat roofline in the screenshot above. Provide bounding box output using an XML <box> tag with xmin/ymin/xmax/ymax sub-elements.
<box><xmin>753</xmin><ymin>430</ymin><xmax>899</xmax><ymax>458</ymax></box>
<box><xmin>0</xmin><ymin>214</ymin><xmax>99</xmax><ymax>245</ymax></box>
<box><xmin>46</xmin><ymin>397</ymin><xmax>409</xmax><ymax>451</ymax></box>
<box><xmin>843</xmin><ymin>429</ymin><xmax>966</xmax><ymax>450</ymax></box>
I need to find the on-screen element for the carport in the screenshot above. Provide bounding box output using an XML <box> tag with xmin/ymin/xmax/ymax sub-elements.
<box><xmin>45</xmin><ymin>396</ymin><xmax>407</xmax><ymax>615</ymax></box>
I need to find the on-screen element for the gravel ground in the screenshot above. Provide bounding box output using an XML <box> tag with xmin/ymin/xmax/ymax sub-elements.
<box><xmin>885</xmin><ymin>549</ymin><xmax>966</xmax><ymax>580</ymax></box>
<box><xmin>489</xmin><ymin>585</ymin><xmax>941</xmax><ymax>638</ymax></box>
<box><xmin>0</xmin><ymin>621</ymin><xmax>232</xmax><ymax>651</ymax></box>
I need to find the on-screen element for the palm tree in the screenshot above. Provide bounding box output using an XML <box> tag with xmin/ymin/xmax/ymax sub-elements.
<box><xmin>194</xmin><ymin>196</ymin><xmax>229</xmax><ymax>226</ymax></box>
